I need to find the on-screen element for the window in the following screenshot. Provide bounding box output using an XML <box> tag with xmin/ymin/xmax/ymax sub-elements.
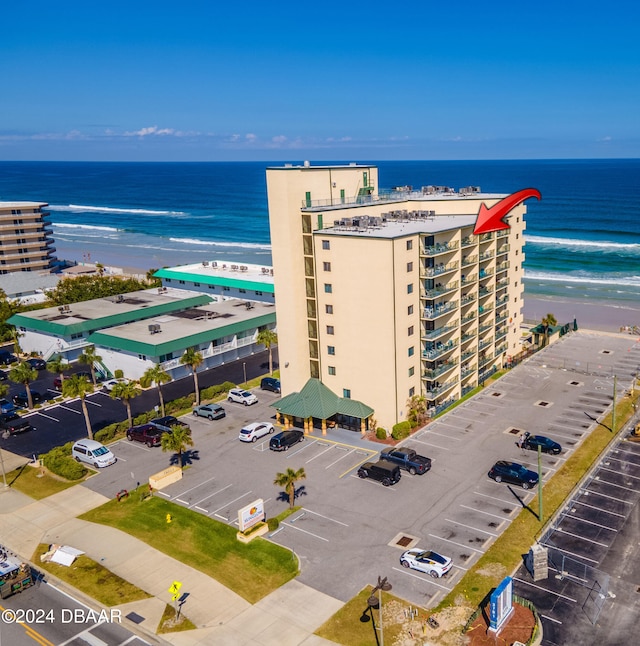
<box><xmin>327</xmin><ymin>345</ymin><xmax>335</xmax><ymax>355</ymax></box>
<box><xmin>193</xmin><ymin>282</ymin><xmax>200</xmax><ymax>287</ymax></box>
<box><xmin>408</xmin><ymin>304</ymin><xmax>414</xmax><ymax>315</ymax></box>
<box><xmin>408</xmin><ymin>326</ymin><xmax>414</xmax><ymax>336</ymax></box>
<box><xmin>325</xmin><ymin>304</ymin><xmax>333</xmax><ymax>314</ymax></box>
<box><xmin>179</xmin><ymin>280</ymin><xmax>185</xmax><ymax>284</ymax></box>
<box><xmin>322</xmin><ymin>240</ymin><xmax>330</xmax><ymax>250</ymax></box>
<box><xmin>328</xmin><ymin>366</ymin><xmax>336</xmax><ymax>376</ymax></box>
<box><xmin>324</xmin><ymin>283</ymin><xmax>332</xmax><ymax>293</ymax></box>
<box><xmin>409</xmin><ymin>387</ymin><xmax>415</xmax><ymax>397</ymax></box>
<box><xmin>223</xmin><ymin>286</ymin><xmax>230</xmax><ymax>291</ymax></box>
<box><xmin>239</xmin><ymin>288</ymin><xmax>246</xmax><ymax>293</ymax></box>
<box><xmin>323</xmin><ymin>262</ymin><xmax>331</xmax><ymax>272</ymax></box>
<box><xmin>255</xmin><ymin>291</ymin><xmax>263</xmax><ymax>295</ymax></box>
<box><xmin>138</xmin><ymin>354</ymin><xmax>147</xmax><ymax>360</ymax></box>
<box><xmin>407</xmin><ymin>262</ymin><xmax>413</xmax><ymax>272</ymax></box>
<box><xmin>409</xmin><ymin>367</ymin><xmax>415</xmax><ymax>377</ymax></box>
<box><xmin>165</xmin><ymin>278</ymin><xmax>172</xmax><ymax>283</ymax></box>
<box><xmin>343</xmin><ymin>388</ymin><xmax>351</xmax><ymax>398</ymax></box>
<box><xmin>407</xmin><ymin>283</ymin><xmax>414</xmax><ymax>294</ymax></box>
<box><xmin>408</xmin><ymin>346</ymin><xmax>414</xmax><ymax>357</ymax></box>
<box><xmin>327</xmin><ymin>325</ymin><xmax>334</xmax><ymax>335</ymax></box>
<box><xmin>406</xmin><ymin>240</ymin><xmax>413</xmax><ymax>250</ymax></box>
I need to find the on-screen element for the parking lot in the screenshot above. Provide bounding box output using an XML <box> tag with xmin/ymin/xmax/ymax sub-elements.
<box><xmin>74</xmin><ymin>331</ymin><xmax>640</xmax><ymax>610</ymax></box>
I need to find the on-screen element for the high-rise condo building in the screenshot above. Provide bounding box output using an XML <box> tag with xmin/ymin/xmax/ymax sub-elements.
<box><xmin>267</xmin><ymin>163</ymin><xmax>526</xmax><ymax>431</ymax></box>
<box><xmin>0</xmin><ymin>201</ymin><xmax>56</xmax><ymax>274</ymax></box>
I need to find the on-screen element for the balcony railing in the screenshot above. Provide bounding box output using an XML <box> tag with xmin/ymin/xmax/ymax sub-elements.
<box><xmin>478</xmin><ymin>268</ymin><xmax>494</xmax><ymax>280</ymax></box>
<box><xmin>461</xmin><ymin>236</ymin><xmax>477</xmax><ymax>248</ymax></box>
<box><xmin>461</xmin><ymin>254</ymin><xmax>478</xmax><ymax>266</ymax></box>
<box><xmin>461</xmin><ymin>330</ymin><xmax>477</xmax><ymax>342</ymax></box>
<box><xmin>461</xmin><ymin>315</ymin><xmax>476</xmax><ymax>327</ymax></box>
<box><xmin>423</xmin><ymin>261</ymin><xmax>459</xmax><ymax>277</ymax></box>
<box><xmin>478</xmin><ymin>288</ymin><xmax>494</xmax><ymax>299</ymax></box>
<box><xmin>496</xmin><ymin>229</ymin><xmax>509</xmax><ymax>238</ymax></box>
<box><xmin>479</xmin><ymin>354</ymin><xmax>494</xmax><ymax>368</ymax></box>
<box><xmin>461</xmin><ymin>364</ymin><xmax>477</xmax><ymax>377</ymax></box>
<box><xmin>423</xmin><ymin>360</ymin><xmax>458</xmax><ymax>380</ymax></box>
<box><xmin>422</xmin><ymin>281</ymin><xmax>459</xmax><ymax>299</ymax></box>
<box><xmin>478</xmin><ymin>251</ymin><xmax>494</xmax><ymax>262</ymax></box>
<box><xmin>423</xmin><ymin>340</ymin><xmax>458</xmax><ymax>360</ymax></box>
<box><xmin>461</xmin><ymin>348</ymin><xmax>477</xmax><ymax>362</ymax></box>
<box><xmin>423</xmin><ymin>300</ymin><xmax>459</xmax><ymax>320</ymax></box>
<box><xmin>495</xmin><ymin>343</ymin><xmax>508</xmax><ymax>356</ymax></box>
<box><xmin>422</xmin><ymin>322</ymin><xmax>459</xmax><ymax>340</ymax></box>
<box><xmin>425</xmin><ymin>377</ymin><xmax>459</xmax><ymax>399</ymax></box>
<box><xmin>478</xmin><ymin>339</ymin><xmax>493</xmax><ymax>351</ymax></box>
<box><xmin>478</xmin><ymin>232</ymin><xmax>493</xmax><ymax>242</ymax></box>
<box><xmin>496</xmin><ymin>262</ymin><xmax>510</xmax><ymax>273</ymax></box>
<box><xmin>495</xmin><ymin>327</ymin><xmax>508</xmax><ymax>339</ymax></box>
<box><xmin>495</xmin><ymin>294</ymin><xmax>509</xmax><ymax>306</ymax></box>
<box><xmin>496</xmin><ymin>279</ymin><xmax>509</xmax><ymax>291</ymax></box>
<box><xmin>497</xmin><ymin>244</ymin><xmax>510</xmax><ymax>255</ymax></box>
<box><xmin>495</xmin><ymin>312</ymin><xmax>508</xmax><ymax>324</ymax></box>
<box><xmin>479</xmin><ymin>322</ymin><xmax>493</xmax><ymax>333</ymax></box>
<box><xmin>422</xmin><ymin>241</ymin><xmax>459</xmax><ymax>256</ymax></box>
<box><xmin>479</xmin><ymin>304</ymin><xmax>494</xmax><ymax>316</ymax></box>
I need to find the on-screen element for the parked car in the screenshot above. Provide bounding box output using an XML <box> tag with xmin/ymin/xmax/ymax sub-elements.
<box><xmin>102</xmin><ymin>378</ymin><xmax>131</xmax><ymax>392</ymax></box>
<box><xmin>149</xmin><ymin>415</ymin><xmax>190</xmax><ymax>433</ymax></box>
<box><xmin>400</xmin><ymin>548</ymin><xmax>452</xmax><ymax>578</ymax></box>
<box><xmin>12</xmin><ymin>391</ymin><xmax>43</xmax><ymax>408</ymax></box>
<box><xmin>488</xmin><ymin>460</ymin><xmax>539</xmax><ymax>489</ymax></box>
<box><xmin>239</xmin><ymin>422</ymin><xmax>275</xmax><ymax>443</ymax></box>
<box><xmin>0</xmin><ymin>351</ymin><xmax>17</xmax><ymax>366</ymax></box>
<box><xmin>192</xmin><ymin>404</ymin><xmax>226</xmax><ymax>420</ymax></box>
<box><xmin>0</xmin><ymin>369</ymin><xmax>7</xmax><ymax>381</ymax></box>
<box><xmin>357</xmin><ymin>460</ymin><xmax>401</xmax><ymax>486</ymax></box>
<box><xmin>260</xmin><ymin>377</ymin><xmax>281</xmax><ymax>393</ymax></box>
<box><xmin>25</xmin><ymin>358</ymin><xmax>46</xmax><ymax>370</ymax></box>
<box><xmin>380</xmin><ymin>447</ymin><xmax>431</xmax><ymax>475</ymax></box>
<box><xmin>126</xmin><ymin>423</ymin><xmax>164</xmax><ymax>447</ymax></box>
<box><xmin>55</xmin><ymin>371</ymin><xmax>93</xmax><ymax>389</ymax></box>
<box><xmin>518</xmin><ymin>433</ymin><xmax>561</xmax><ymax>455</ymax></box>
<box><xmin>0</xmin><ymin>399</ymin><xmax>15</xmax><ymax>414</ymax></box>
<box><xmin>269</xmin><ymin>430</ymin><xmax>304</xmax><ymax>451</ymax></box>
<box><xmin>0</xmin><ymin>412</ymin><xmax>32</xmax><ymax>435</ymax></box>
<box><xmin>227</xmin><ymin>388</ymin><xmax>258</xmax><ymax>406</ymax></box>
<box><xmin>72</xmin><ymin>440</ymin><xmax>116</xmax><ymax>468</ymax></box>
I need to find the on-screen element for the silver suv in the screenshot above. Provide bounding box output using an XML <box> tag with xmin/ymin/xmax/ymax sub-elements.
<box><xmin>227</xmin><ymin>388</ymin><xmax>258</xmax><ymax>406</ymax></box>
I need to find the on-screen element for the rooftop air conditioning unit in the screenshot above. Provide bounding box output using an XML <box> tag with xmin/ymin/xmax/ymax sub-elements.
<box><xmin>63</xmin><ymin>304</ymin><xmax>71</xmax><ymax>312</ymax></box>
<box><xmin>58</xmin><ymin>306</ymin><xmax>65</xmax><ymax>314</ymax></box>
<box><xmin>116</xmin><ymin>294</ymin><xmax>124</xmax><ymax>302</ymax></box>
<box><xmin>148</xmin><ymin>324</ymin><xmax>161</xmax><ymax>334</ymax></box>
<box><xmin>245</xmin><ymin>302</ymin><xmax>254</xmax><ymax>310</ymax></box>
<box><xmin>202</xmin><ymin>261</ymin><xmax>209</xmax><ymax>266</ymax></box>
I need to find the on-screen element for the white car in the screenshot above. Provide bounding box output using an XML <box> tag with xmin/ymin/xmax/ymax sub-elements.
<box><xmin>399</xmin><ymin>548</ymin><xmax>452</xmax><ymax>578</ymax></box>
<box><xmin>227</xmin><ymin>388</ymin><xmax>258</xmax><ymax>406</ymax></box>
<box><xmin>239</xmin><ymin>422</ymin><xmax>275</xmax><ymax>443</ymax></box>
<box><xmin>102</xmin><ymin>378</ymin><xmax>131</xmax><ymax>392</ymax></box>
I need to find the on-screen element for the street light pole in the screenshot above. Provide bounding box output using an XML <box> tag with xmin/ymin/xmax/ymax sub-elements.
<box><xmin>0</xmin><ymin>431</ymin><xmax>9</xmax><ymax>489</ymax></box>
<box><xmin>243</xmin><ymin>362</ymin><xmax>247</xmax><ymax>386</ymax></box>
<box><xmin>366</xmin><ymin>576</ymin><xmax>392</xmax><ymax>646</ymax></box>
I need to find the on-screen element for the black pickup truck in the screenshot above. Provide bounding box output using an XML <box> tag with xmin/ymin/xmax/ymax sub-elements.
<box><xmin>380</xmin><ymin>447</ymin><xmax>432</xmax><ymax>475</ymax></box>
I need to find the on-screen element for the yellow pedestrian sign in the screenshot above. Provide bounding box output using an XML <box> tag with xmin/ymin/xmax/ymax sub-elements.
<box><xmin>169</xmin><ymin>581</ymin><xmax>182</xmax><ymax>600</ymax></box>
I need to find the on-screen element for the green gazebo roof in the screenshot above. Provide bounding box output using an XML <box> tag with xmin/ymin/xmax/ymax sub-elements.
<box><xmin>271</xmin><ymin>378</ymin><xmax>374</xmax><ymax>420</ymax></box>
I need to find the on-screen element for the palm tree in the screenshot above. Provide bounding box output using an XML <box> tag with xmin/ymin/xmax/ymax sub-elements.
<box><xmin>541</xmin><ymin>313</ymin><xmax>558</xmax><ymax>347</ymax></box>
<box><xmin>78</xmin><ymin>345</ymin><xmax>102</xmax><ymax>385</ymax></box>
<box><xmin>407</xmin><ymin>394</ymin><xmax>427</xmax><ymax>427</ymax></box>
<box><xmin>274</xmin><ymin>467</ymin><xmax>306</xmax><ymax>509</ymax></box>
<box><xmin>9</xmin><ymin>327</ymin><xmax>24</xmax><ymax>357</ymax></box>
<box><xmin>257</xmin><ymin>329</ymin><xmax>278</xmax><ymax>375</ymax></box>
<box><xmin>160</xmin><ymin>424</ymin><xmax>194</xmax><ymax>469</ymax></box>
<box><xmin>180</xmin><ymin>347</ymin><xmax>204</xmax><ymax>405</ymax></box>
<box><xmin>140</xmin><ymin>364</ymin><xmax>171</xmax><ymax>417</ymax></box>
<box><xmin>110</xmin><ymin>380</ymin><xmax>141</xmax><ymax>428</ymax></box>
<box><xmin>47</xmin><ymin>355</ymin><xmax>69</xmax><ymax>388</ymax></box>
<box><xmin>9</xmin><ymin>362</ymin><xmax>38</xmax><ymax>409</ymax></box>
<box><xmin>62</xmin><ymin>374</ymin><xmax>95</xmax><ymax>439</ymax></box>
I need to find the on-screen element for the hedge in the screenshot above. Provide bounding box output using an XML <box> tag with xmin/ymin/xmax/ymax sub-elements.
<box><xmin>41</xmin><ymin>443</ymin><xmax>88</xmax><ymax>480</ymax></box>
<box><xmin>391</xmin><ymin>420</ymin><xmax>411</xmax><ymax>440</ymax></box>
<box><xmin>376</xmin><ymin>427</ymin><xmax>388</xmax><ymax>440</ymax></box>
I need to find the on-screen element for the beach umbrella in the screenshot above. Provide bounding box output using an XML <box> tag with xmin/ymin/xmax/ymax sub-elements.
<box><xmin>573</xmin><ymin>317</ymin><xmax>578</xmax><ymax>331</ymax></box>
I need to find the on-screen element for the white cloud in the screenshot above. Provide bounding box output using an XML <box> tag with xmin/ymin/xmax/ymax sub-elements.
<box><xmin>123</xmin><ymin>126</ymin><xmax>176</xmax><ymax>137</ymax></box>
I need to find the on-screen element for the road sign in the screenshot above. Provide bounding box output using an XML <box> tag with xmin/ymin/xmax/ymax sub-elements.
<box><xmin>168</xmin><ymin>580</ymin><xmax>182</xmax><ymax>600</ymax></box>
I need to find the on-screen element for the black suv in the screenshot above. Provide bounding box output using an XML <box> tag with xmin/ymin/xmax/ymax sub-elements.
<box><xmin>0</xmin><ymin>412</ymin><xmax>32</xmax><ymax>435</ymax></box>
<box><xmin>0</xmin><ymin>351</ymin><xmax>17</xmax><ymax>366</ymax></box>
<box><xmin>260</xmin><ymin>377</ymin><xmax>281</xmax><ymax>393</ymax></box>
<box><xmin>149</xmin><ymin>416</ymin><xmax>191</xmax><ymax>434</ymax></box>
<box><xmin>357</xmin><ymin>461</ymin><xmax>401</xmax><ymax>486</ymax></box>
<box><xmin>12</xmin><ymin>391</ymin><xmax>43</xmax><ymax>408</ymax></box>
<box><xmin>269</xmin><ymin>430</ymin><xmax>304</xmax><ymax>451</ymax></box>
<box><xmin>488</xmin><ymin>461</ymin><xmax>539</xmax><ymax>489</ymax></box>
<box><xmin>380</xmin><ymin>447</ymin><xmax>431</xmax><ymax>475</ymax></box>
<box><xmin>126</xmin><ymin>423</ymin><xmax>164</xmax><ymax>447</ymax></box>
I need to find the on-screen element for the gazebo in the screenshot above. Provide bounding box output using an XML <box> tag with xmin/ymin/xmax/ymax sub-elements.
<box><xmin>270</xmin><ymin>378</ymin><xmax>374</xmax><ymax>435</ymax></box>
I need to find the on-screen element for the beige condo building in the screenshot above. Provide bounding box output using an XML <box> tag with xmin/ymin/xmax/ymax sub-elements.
<box><xmin>0</xmin><ymin>201</ymin><xmax>56</xmax><ymax>274</ymax></box>
<box><xmin>267</xmin><ymin>163</ymin><xmax>526</xmax><ymax>431</ymax></box>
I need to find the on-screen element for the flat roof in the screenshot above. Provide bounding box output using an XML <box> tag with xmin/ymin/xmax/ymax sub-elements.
<box><xmin>154</xmin><ymin>261</ymin><xmax>274</xmax><ymax>293</ymax></box>
<box><xmin>88</xmin><ymin>298</ymin><xmax>276</xmax><ymax>356</ymax></box>
<box><xmin>266</xmin><ymin>162</ymin><xmax>372</xmax><ymax>170</ymax></box>
<box><xmin>0</xmin><ymin>201</ymin><xmax>48</xmax><ymax>208</ymax></box>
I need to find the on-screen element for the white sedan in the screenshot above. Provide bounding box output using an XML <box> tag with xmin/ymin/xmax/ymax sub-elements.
<box><xmin>227</xmin><ymin>388</ymin><xmax>258</xmax><ymax>406</ymax></box>
<box><xmin>239</xmin><ymin>422</ymin><xmax>275</xmax><ymax>443</ymax></box>
<box><xmin>102</xmin><ymin>378</ymin><xmax>131</xmax><ymax>392</ymax></box>
<box><xmin>399</xmin><ymin>548</ymin><xmax>452</xmax><ymax>578</ymax></box>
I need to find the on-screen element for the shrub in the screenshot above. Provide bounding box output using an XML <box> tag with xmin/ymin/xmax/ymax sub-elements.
<box><xmin>376</xmin><ymin>427</ymin><xmax>388</xmax><ymax>440</ymax></box>
<box><xmin>166</xmin><ymin>395</ymin><xmax>194</xmax><ymax>413</ymax></box>
<box><xmin>391</xmin><ymin>421</ymin><xmax>411</xmax><ymax>440</ymax></box>
<box><xmin>95</xmin><ymin>421</ymin><xmax>128</xmax><ymax>443</ymax></box>
<box><xmin>114</xmin><ymin>369</ymin><xmax>124</xmax><ymax>379</ymax></box>
<box><xmin>41</xmin><ymin>445</ymin><xmax>87</xmax><ymax>480</ymax></box>
<box><xmin>267</xmin><ymin>517</ymin><xmax>279</xmax><ymax>531</ymax></box>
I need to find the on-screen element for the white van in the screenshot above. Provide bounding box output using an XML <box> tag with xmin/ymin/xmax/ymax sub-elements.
<box><xmin>72</xmin><ymin>440</ymin><xmax>116</xmax><ymax>468</ymax></box>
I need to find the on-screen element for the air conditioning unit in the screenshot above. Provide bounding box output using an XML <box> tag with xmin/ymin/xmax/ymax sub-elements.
<box><xmin>148</xmin><ymin>324</ymin><xmax>161</xmax><ymax>334</ymax></box>
<box><xmin>115</xmin><ymin>294</ymin><xmax>124</xmax><ymax>302</ymax></box>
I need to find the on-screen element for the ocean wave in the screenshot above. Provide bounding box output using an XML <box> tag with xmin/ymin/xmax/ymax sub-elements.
<box><xmin>524</xmin><ymin>270</ymin><xmax>640</xmax><ymax>287</ymax></box>
<box><xmin>49</xmin><ymin>204</ymin><xmax>187</xmax><ymax>216</ymax></box>
<box><xmin>53</xmin><ymin>222</ymin><xmax>120</xmax><ymax>232</ymax></box>
<box><xmin>169</xmin><ymin>237</ymin><xmax>272</xmax><ymax>250</ymax></box>
<box><xmin>525</xmin><ymin>234</ymin><xmax>640</xmax><ymax>251</ymax></box>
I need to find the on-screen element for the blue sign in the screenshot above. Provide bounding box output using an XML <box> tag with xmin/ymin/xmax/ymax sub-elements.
<box><xmin>489</xmin><ymin>576</ymin><xmax>513</xmax><ymax>632</ymax></box>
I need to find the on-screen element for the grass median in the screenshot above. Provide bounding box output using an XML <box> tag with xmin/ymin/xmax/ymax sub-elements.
<box><xmin>6</xmin><ymin>463</ymin><xmax>82</xmax><ymax>499</ymax></box>
<box><xmin>79</xmin><ymin>487</ymin><xmax>298</xmax><ymax>604</ymax></box>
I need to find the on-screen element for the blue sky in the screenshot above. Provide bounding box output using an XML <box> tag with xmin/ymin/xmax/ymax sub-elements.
<box><xmin>2</xmin><ymin>0</ymin><xmax>639</xmax><ymax>161</ymax></box>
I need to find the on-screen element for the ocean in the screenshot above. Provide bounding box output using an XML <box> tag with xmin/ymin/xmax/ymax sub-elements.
<box><xmin>0</xmin><ymin>159</ymin><xmax>639</xmax><ymax>307</ymax></box>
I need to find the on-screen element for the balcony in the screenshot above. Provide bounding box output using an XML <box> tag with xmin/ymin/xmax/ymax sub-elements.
<box><xmin>496</xmin><ymin>261</ymin><xmax>510</xmax><ymax>274</ymax></box>
<box><xmin>495</xmin><ymin>327</ymin><xmax>508</xmax><ymax>340</ymax></box>
<box><xmin>479</xmin><ymin>303</ymin><xmax>494</xmax><ymax>316</ymax></box>
<box><xmin>422</xmin><ymin>281</ymin><xmax>459</xmax><ymax>299</ymax></box>
<box><xmin>425</xmin><ymin>377</ymin><xmax>459</xmax><ymax>400</ymax></box>
<box><xmin>461</xmin><ymin>236</ymin><xmax>477</xmax><ymax>248</ymax></box>
<box><xmin>422</xmin><ymin>322</ymin><xmax>459</xmax><ymax>340</ymax></box>
<box><xmin>461</xmin><ymin>364</ymin><xmax>477</xmax><ymax>378</ymax></box>
<box><xmin>479</xmin><ymin>322</ymin><xmax>493</xmax><ymax>333</ymax></box>
<box><xmin>461</xmin><ymin>314</ymin><xmax>476</xmax><ymax>328</ymax></box>
<box><xmin>423</xmin><ymin>261</ymin><xmax>459</xmax><ymax>277</ymax></box>
<box><xmin>497</xmin><ymin>244</ymin><xmax>510</xmax><ymax>256</ymax></box>
<box><xmin>423</xmin><ymin>300</ymin><xmax>459</xmax><ymax>320</ymax></box>
<box><xmin>479</xmin><ymin>354</ymin><xmax>494</xmax><ymax>369</ymax></box>
<box><xmin>495</xmin><ymin>294</ymin><xmax>509</xmax><ymax>307</ymax></box>
<box><xmin>478</xmin><ymin>232</ymin><xmax>493</xmax><ymax>243</ymax></box>
<box><xmin>462</xmin><ymin>384</ymin><xmax>476</xmax><ymax>396</ymax></box>
<box><xmin>478</xmin><ymin>338</ymin><xmax>493</xmax><ymax>351</ymax></box>
<box><xmin>422</xmin><ymin>241</ymin><xmax>459</xmax><ymax>256</ymax></box>
<box><xmin>461</xmin><ymin>348</ymin><xmax>476</xmax><ymax>362</ymax></box>
<box><xmin>461</xmin><ymin>329</ymin><xmax>477</xmax><ymax>342</ymax></box>
<box><xmin>495</xmin><ymin>311</ymin><xmax>508</xmax><ymax>324</ymax></box>
<box><xmin>478</xmin><ymin>287</ymin><xmax>494</xmax><ymax>299</ymax></box>
<box><xmin>461</xmin><ymin>254</ymin><xmax>478</xmax><ymax>266</ymax></box>
<box><xmin>423</xmin><ymin>340</ymin><xmax>457</xmax><ymax>360</ymax></box>
<box><xmin>495</xmin><ymin>343</ymin><xmax>508</xmax><ymax>356</ymax></box>
<box><xmin>496</xmin><ymin>278</ymin><xmax>509</xmax><ymax>291</ymax></box>
<box><xmin>478</xmin><ymin>268</ymin><xmax>494</xmax><ymax>280</ymax></box>
<box><xmin>423</xmin><ymin>360</ymin><xmax>458</xmax><ymax>380</ymax></box>
<box><xmin>478</xmin><ymin>251</ymin><xmax>494</xmax><ymax>262</ymax></box>
<box><xmin>496</xmin><ymin>229</ymin><xmax>509</xmax><ymax>238</ymax></box>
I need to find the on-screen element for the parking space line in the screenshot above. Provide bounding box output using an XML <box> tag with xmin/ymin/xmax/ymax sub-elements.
<box><xmin>592</xmin><ymin>477</ymin><xmax>636</xmax><ymax>492</ymax></box>
<box><xmin>409</xmin><ymin>437</ymin><xmax>451</xmax><ymax>451</ymax></box>
<box><xmin>192</xmin><ymin>484</ymin><xmax>233</xmax><ymax>508</ymax></box>
<box><xmin>324</xmin><ymin>447</ymin><xmax>355</xmax><ymax>469</ymax></box>
<box><xmin>57</xmin><ymin>404</ymin><xmax>82</xmax><ymax>415</ymax></box>
<box><xmin>211</xmin><ymin>491</ymin><xmax>252</xmax><ymax>516</ymax></box>
<box><xmin>598</xmin><ymin>465</ymin><xmax>640</xmax><ymax>480</ymax></box>
<box><xmin>459</xmin><ymin>504</ymin><xmax>511</xmax><ymax>523</ymax></box>
<box><xmin>30</xmin><ymin>411</ymin><xmax>59</xmax><ymax>422</ymax></box>
<box><xmin>115</xmin><ymin>441</ymin><xmax>151</xmax><ymax>452</ymax></box>
<box><xmin>554</xmin><ymin>528</ymin><xmax>610</xmax><ymax>547</ymax></box>
<box><xmin>543</xmin><ymin>543</ymin><xmax>599</xmax><ymax>564</ymax></box>
<box><xmin>540</xmin><ymin>613</ymin><xmax>563</xmax><ymax>625</ymax></box>
<box><xmin>85</xmin><ymin>399</ymin><xmax>102</xmax><ymax>407</ymax></box>
<box><xmin>172</xmin><ymin>475</ymin><xmax>217</xmax><ymax>499</ymax></box>
<box><xmin>281</xmin><ymin>521</ymin><xmax>329</xmax><ymax>542</ymax></box>
<box><xmin>422</xmin><ymin>429</ymin><xmax>462</xmax><ymax>441</ymax></box>
<box><xmin>565</xmin><ymin>514</ymin><xmax>618</xmax><ymax>532</ymax></box>
<box><xmin>571</xmin><ymin>499</ymin><xmax>625</xmax><ymax>517</ymax></box>
<box><xmin>582</xmin><ymin>489</ymin><xmax>634</xmax><ymax>504</ymax></box>
<box><xmin>302</xmin><ymin>507</ymin><xmax>349</xmax><ymax>527</ymax></box>
<box><xmin>305</xmin><ymin>444</ymin><xmax>335</xmax><ymax>464</ymax></box>
<box><xmin>512</xmin><ymin>577</ymin><xmax>577</xmax><ymax>603</ymax></box>
<box><xmin>472</xmin><ymin>490</ymin><xmax>519</xmax><ymax>506</ymax></box>
<box><xmin>428</xmin><ymin>534</ymin><xmax>484</xmax><ymax>553</ymax></box>
<box><xmin>605</xmin><ymin>454</ymin><xmax>640</xmax><ymax>467</ymax></box>
<box><xmin>285</xmin><ymin>438</ymin><xmax>318</xmax><ymax>458</ymax></box>
<box><xmin>445</xmin><ymin>519</ymin><xmax>498</xmax><ymax>537</ymax></box>
<box><xmin>391</xmin><ymin>566</ymin><xmax>453</xmax><ymax>591</ymax></box>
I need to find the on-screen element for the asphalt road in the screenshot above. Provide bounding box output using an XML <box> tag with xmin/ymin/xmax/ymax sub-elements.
<box><xmin>1</xmin><ymin>349</ymin><xmax>276</xmax><ymax>458</ymax></box>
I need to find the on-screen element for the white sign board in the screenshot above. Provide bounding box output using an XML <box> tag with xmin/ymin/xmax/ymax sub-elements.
<box><xmin>238</xmin><ymin>498</ymin><xmax>265</xmax><ymax>532</ymax></box>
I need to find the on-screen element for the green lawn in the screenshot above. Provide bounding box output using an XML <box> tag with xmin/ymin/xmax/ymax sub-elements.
<box><xmin>79</xmin><ymin>487</ymin><xmax>298</xmax><ymax>604</ymax></box>
<box><xmin>6</xmin><ymin>464</ymin><xmax>82</xmax><ymax>499</ymax></box>
<box><xmin>34</xmin><ymin>543</ymin><xmax>152</xmax><ymax>606</ymax></box>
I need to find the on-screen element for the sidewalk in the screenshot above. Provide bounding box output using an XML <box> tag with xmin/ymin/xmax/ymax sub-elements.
<box><xmin>0</xmin><ymin>483</ymin><xmax>342</xmax><ymax>646</ymax></box>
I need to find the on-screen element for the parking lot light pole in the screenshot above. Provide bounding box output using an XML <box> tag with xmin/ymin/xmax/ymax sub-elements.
<box><xmin>1</xmin><ymin>430</ymin><xmax>10</xmax><ymax>489</ymax></box>
<box><xmin>243</xmin><ymin>362</ymin><xmax>247</xmax><ymax>386</ymax></box>
<box><xmin>538</xmin><ymin>444</ymin><xmax>543</xmax><ymax>522</ymax></box>
<box><xmin>366</xmin><ymin>576</ymin><xmax>392</xmax><ymax>646</ymax></box>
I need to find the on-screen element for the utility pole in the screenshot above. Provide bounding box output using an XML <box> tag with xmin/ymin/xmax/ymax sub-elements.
<box><xmin>538</xmin><ymin>444</ymin><xmax>543</xmax><ymax>522</ymax></box>
<box><xmin>612</xmin><ymin>375</ymin><xmax>617</xmax><ymax>434</ymax></box>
